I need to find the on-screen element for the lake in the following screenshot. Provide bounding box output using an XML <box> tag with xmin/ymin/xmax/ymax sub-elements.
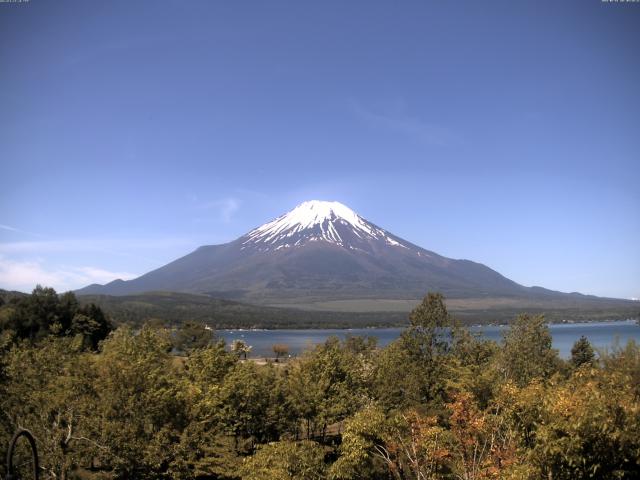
<box><xmin>219</xmin><ymin>320</ymin><xmax>640</xmax><ymax>359</ymax></box>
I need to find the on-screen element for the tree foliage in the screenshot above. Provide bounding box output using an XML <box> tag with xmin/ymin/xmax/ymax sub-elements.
<box><xmin>373</xmin><ymin>292</ymin><xmax>454</xmax><ymax>411</ymax></box>
<box><xmin>231</xmin><ymin>339</ymin><xmax>252</xmax><ymax>359</ymax></box>
<box><xmin>532</xmin><ymin>365</ymin><xmax>640</xmax><ymax>479</ymax></box>
<box><xmin>1</xmin><ymin>288</ymin><xmax>638</xmax><ymax>479</ymax></box>
<box><xmin>174</xmin><ymin>320</ymin><xmax>214</xmax><ymax>353</ymax></box>
<box><xmin>0</xmin><ymin>286</ymin><xmax>111</xmax><ymax>348</ymax></box>
<box><xmin>500</xmin><ymin>313</ymin><xmax>560</xmax><ymax>386</ymax></box>
<box><xmin>243</xmin><ymin>440</ymin><xmax>326</xmax><ymax>480</ymax></box>
<box><xmin>288</xmin><ymin>337</ymin><xmax>370</xmax><ymax>441</ymax></box>
<box><xmin>570</xmin><ymin>335</ymin><xmax>596</xmax><ymax>369</ymax></box>
<box><xmin>272</xmin><ymin>343</ymin><xmax>289</xmax><ymax>359</ymax></box>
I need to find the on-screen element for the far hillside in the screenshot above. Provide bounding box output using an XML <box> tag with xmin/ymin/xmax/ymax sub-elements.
<box><xmin>3</xmin><ymin>289</ymin><xmax>637</xmax><ymax>330</ymax></box>
<box><xmin>76</xmin><ymin>290</ymin><xmax>639</xmax><ymax>329</ymax></box>
<box><xmin>75</xmin><ymin>291</ymin><xmax>407</xmax><ymax>329</ymax></box>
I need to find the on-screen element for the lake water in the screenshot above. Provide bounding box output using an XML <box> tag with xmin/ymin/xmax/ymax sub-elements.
<box><xmin>219</xmin><ymin>320</ymin><xmax>640</xmax><ymax>359</ymax></box>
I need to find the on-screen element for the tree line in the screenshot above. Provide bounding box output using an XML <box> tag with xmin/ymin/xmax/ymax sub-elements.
<box><xmin>1</xmin><ymin>287</ymin><xmax>639</xmax><ymax>479</ymax></box>
<box><xmin>74</xmin><ymin>291</ymin><xmax>408</xmax><ymax>330</ymax></box>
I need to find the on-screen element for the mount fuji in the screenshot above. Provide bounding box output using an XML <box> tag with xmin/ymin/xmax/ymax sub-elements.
<box><xmin>76</xmin><ymin>201</ymin><xmax>629</xmax><ymax>313</ymax></box>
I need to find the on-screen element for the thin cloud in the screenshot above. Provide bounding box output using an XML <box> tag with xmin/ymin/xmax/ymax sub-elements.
<box><xmin>350</xmin><ymin>101</ymin><xmax>459</xmax><ymax>147</ymax></box>
<box><xmin>0</xmin><ymin>224</ymin><xmax>20</xmax><ymax>233</ymax></box>
<box><xmin>198</xmin><ymin>197</ymin><xmax>241</xmax><ymax>223</ymax></box>
<box><xmin>0</xmin><ymin>223</ymin><xmax>46</xmax><ymax>239</ymax></box>
<box><xmin>0</xmin><ymin>237</ymin><xmax>195</xmax><ymax>257</ymax></box>
<box><xmin>0</xmin><ymin>256</ymin><xmax>137</xmax><ymax>293</ymax></box>
<box><xmin>0</xmin><ymin>224</ymin><xmax>44</xmax><ymax>238</ymax></box>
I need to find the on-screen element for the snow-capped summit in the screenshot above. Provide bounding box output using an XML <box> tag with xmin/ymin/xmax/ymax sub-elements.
<box><xmin>242</xmin><ymin>200</ymin><xmax>409</xmax><ymax>251</ymax></box>
<box><xmin>253</xmin><ymin>200</ymin><xmax>369</xmax><ymax>234</ymax></box>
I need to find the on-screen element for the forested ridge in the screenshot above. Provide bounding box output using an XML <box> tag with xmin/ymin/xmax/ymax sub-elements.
<box><xmin>76</xmin><ymin>291</ymin><xmax>408</xmax><ymax>329</ymax></box>
<box><xmin>1</xmin><ymin>287</ymin><xmax>639</xmax><ymax>479</ymax></box>
<box><xmin>3</xmin><ymin>289</ymin><xmax>637</xmax><ymax>330</ymax></box>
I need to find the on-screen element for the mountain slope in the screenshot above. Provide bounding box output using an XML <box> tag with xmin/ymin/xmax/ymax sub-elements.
<box><xmin>76</xmin><ymin>201</ymin><xmax>632</xmax><ymax>311</ymax></box>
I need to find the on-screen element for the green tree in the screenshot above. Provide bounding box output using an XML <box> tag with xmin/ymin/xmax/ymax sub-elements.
<box><xmin>231</xmin><ymin>339</ymin><xmax>252</xmax><ymax>359</ymax></box>
<box><xmin>184</xmin><ymin>340</ymin><xmax>238</xmax><ymax>388</ymax></box>
<box><xmin>330</xmin><ymin>405</ymin><xmax>391</xmax><ymax>479</ymax></box>
<box><xmin>409</xmin><ymin>292</ymin><xmax>451</xmax><ymax>331</ymax></box>
<box><xmin>57</xmin><ymin>290</ymin><xmax>79</xmax><ymax>333</ymax></box>
<box><xmin>2</xmin><ymin>337</ymin><xmax>98</xmax><ymax>479</ymax></box>
<box><xmin>171</xmin><ymin>423</ymin><xmax>243</xmax><ymax>480</ymax></box>
<box><xmin>0</xmin><ymin>287</ymin><xmax>111</xmax><ymax>348</ymax></box>
<box><xmin>174</xmin><ymin>320</ymin><xmax>214</xmax><ymax>354</ymax></box>
<box><xmin>171</xmin><ymin>341</ymin><xmax>241</xmax><ymax>479</ymax></box>
<box><xmin>570</xmin><ymin>335</ymin><xmax>596</xmax><ymax>369</ymax></box>
<box><xmin>71</xmin><ymin>303</ymin><xmax>112</xmax><ymax>351</ymax></box>
<box><xmin>215</xmin><ymin>361</ymin><xmax>295</xmax><ymax>450</ymax></box>
<box><xmin>288</xmin><ymin>337</ymin><xmax>369</xmax><ymax>441</ymax></box>
<box><xmin>343</xmin><ymin>334</ymin><xmax>377</xmax><ymax>355</ymax></box>
<box><xmin>242</xmin><ymin>440</ymin><xmax>326</xmax><ymax>480</ymax></box>
<box><xmin>500</xmin><ymin>314</ymin><xmax>560</xmax><ymax>387</ymax></box>
<box><xmin>599</xmin><ymin>339</ymin><xmax>640</xmax><ymax>400</ymax></box>
<box><xmin>447</xmin><ymin>327</ymin><xmax>500</xmax><ymax>408</ymax></box>
<box><xmin>90</xmin><ymin>326</ymin><xmax>187</xmax><ymax>478</ymax></box>
<box><xmin>8</xmin><ymin>285</ymin><xmax>60</xmax><ymax>340</ymax></box>
<box><xmin>372</xmin><ymin>337</ymin><xmax>427</xmax><ymax>410</ymax></box>
<box><xmin>373</xmin><ymin>293</ymin><xmax>454</xmax><ymax>410</ymax></box>
<box><xmin>533</xmin><ymin>367</ymin><xmax>640</xmax><ymax>479</ymax></box>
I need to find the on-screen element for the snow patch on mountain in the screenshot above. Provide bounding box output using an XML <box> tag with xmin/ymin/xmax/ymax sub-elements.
<box><xmin>242</xmin><ymin>200</ymin><xmax>410</xmax><ymax>251</ymax></box>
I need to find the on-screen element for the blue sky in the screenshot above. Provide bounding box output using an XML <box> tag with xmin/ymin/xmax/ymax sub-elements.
<box><xmin>1</xmin><ymin>0</ymin><xmax>638</xmax><ymax>299</ymax></box>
